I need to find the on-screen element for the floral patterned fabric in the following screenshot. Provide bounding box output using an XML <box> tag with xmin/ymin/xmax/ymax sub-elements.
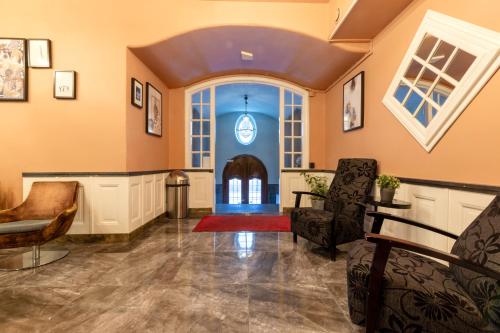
<box><xmin>291</xmin><ymin>158</ymin><xmax>377</xmax><ymax>249</ymax></box>
<box><xmin>347</xmin><ymin>195</ymin><xmax>500</xmax><ymax>332</ymax></box>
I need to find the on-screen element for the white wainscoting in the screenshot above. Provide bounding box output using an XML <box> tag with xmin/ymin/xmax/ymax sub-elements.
<box><xmin>282</xmin><ymin>171</ymin><xmax>496</xmax><ymax>253</ymax></box>
<box><xmin>23</xmin><ymin>173</ymin><xmax>169</xmax><ymax>235</ymax></box>
<box><xmin>185</xmin><ymin>171</ymin><xmax>214</xmax><ymax>209</ymax></box>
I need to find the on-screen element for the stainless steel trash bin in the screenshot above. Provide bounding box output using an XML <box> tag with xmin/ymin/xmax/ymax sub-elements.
<box><xmin>166</xmin><ymin>170</ymin><xmax>189</xmax><ymax>219</ymax></box>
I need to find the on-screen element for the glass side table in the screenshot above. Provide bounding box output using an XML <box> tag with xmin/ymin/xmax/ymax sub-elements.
<box><xmin>365</xmin><ymin>196</ymin><xmax>412</xmax><ymax>234</ymax></box>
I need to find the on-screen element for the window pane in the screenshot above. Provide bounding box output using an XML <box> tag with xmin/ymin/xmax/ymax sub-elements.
<box><xmin>192</xmin><ymin>121</ymin><xmax>200</xmax><ymax>135</ymax></box>
<box><xmin>416</xmin><ymin>69</ymin><xmax>437</xmax><ymax>93</ymax></box>
<box><xmin>404</xmin><ymin>60</ymin><xmax>423</xmax><ymax>84</ymax></box>
<box><xmin>293</xmin><ymin>154</ymin><xmax>302</xmax><ymax>168</ymax></box>
<box><xmin>294</xmin><ymin>138</ymin><xmax>302</xmax><ymax>152</ymax></box>
<box><xmin>293</xmin><ymin>107</ymin><xmax>302</xmax><ymax>121</ymax></box>
<box><xmin>432</xmin><ymin>78</ymin><xmax>454</xmax><ymax>106</ymax></box>
<box><xmin>228</xmin><ymin>178</ymin><xmax>242</xmax><ymax>204</ymax></box>
<box><xmin>404</xmin><ymin>90</ymin><xmax>423</xmax><ymax>115</ymax></box>
<box><xmin>285</xmin><ymin>90</ymin><xmax>292</xmax><ymax>105</ymax></box>
<box><xmin>430</xmin><ymin>41</ymin><xmax>455</xmax><ymax>70</ymax></box>
<box><xmin>394</xmin><ymin>82</ymin><xmax>410</xmax><ymax>103</ymax></box>
<box><xmin>285</xmin><ymin>106</ymin><xmax>292</xmax><ymax>121</ymax></box>
<box><xmin>202</xmin><ymin>88</ymin><xmax>210</xmax><ymax>103</ymax></box>
<box><xmin>293</xmin><ymin>122</ymin><xmax>302</xmax><ymax>136</ymax></box>
<box><xmin>202</xmin><ymin>137</ymin><xmax>210</xmax><ymax>151</ymax></box>
<box><xmin>249</xmin><ymin>178</ymin><xmax>261</xmax><ymax>205</ymax></box>
<box><xmin>284</xmin><ymin>122</ymin><xmax>292</xmax><ymax>136</ymax></box>
<box><xmin>202</xmin><ymin>105</ymin><xmax>210</xmax><ymax>119</ymax></box>
<box><xmin>192</xmin><ymin>92</ymin><xmax>201</xmax><ymax>104</ymax></box>
<box><xmin>192</xmin><ymin>137</ymin><xmax>200</xmax><ymax>151</ymax></box>
<box><xmin>284</xmin><ymin>138</ymin><xmax>292</xmax><ymax>152</ymax></box>
<box><xmin>416</xmin><ymin>34</ymin><xmax>438</xmax><ymax>61</ymax></box>
<box><xmin>415</xmin><ymin>102</ymin><xmax>436</xmax><ymax>128</ymax></box>
<box><xmin>284</xmin><ymin>154</ymin><xmax>292</xmax><ymax>168</ymax></box>
<box><xmin>445</xmin><ymin>49</ymin><xmax>476</xmax><ymax>82</ymax></box>
<box><xmin>192</xmin><ymin>153</ymin><xmax>201</xmax><ymax>167</ymax></box>
<box><xmin>294</xmin><ymin>93</ymin><xmax>302</xmax><ymax>105</ymax></box>
<box><xmin>192</xmin><ymin>105</ymin><xmax>200</xmax><ymax>119</ymax></box>
<box><xmin>202</xmin><ymin>152</ymin><xmax>210</xmax><ymax>168</ymax></box>
<box><xmin>202</xmin><ymin>121</ymin><xmax>210</xmax><ymax>135</ymax></box>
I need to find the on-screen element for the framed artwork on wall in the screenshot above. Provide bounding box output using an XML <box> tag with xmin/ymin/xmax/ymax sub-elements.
<box><xmin>146</xmin><ymin>82</ymin><xmax>162</xmax><ymax>136</ymax></box>
<box><xmin>343</xmin><ymin>71</ymin><xmax>364</xmax><ymax>132</ymax></box>
<box><xmin>131</xmin><ymin>78</ymin><xmax>143</xmax><ymax>108</ymax></box>
<box><xmin>0</xmin><ymin>38</ymin><xmax>28</xmax><ymax>101</ymax></box>
<box><xmin>28</xmin><ymin>39</ymin><xmax>51</xmax><ymax>68</ymax></box>
<box><xmin>54</xmin><ymin>70</ymin><xmax>76</xmax><ymax>99</ymax></box>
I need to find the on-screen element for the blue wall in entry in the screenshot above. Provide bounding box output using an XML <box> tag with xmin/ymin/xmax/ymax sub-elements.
<box><xmin>215</xmin><ymin>112</ymin><xmax>279</xmax><ymax>185</ymax></box>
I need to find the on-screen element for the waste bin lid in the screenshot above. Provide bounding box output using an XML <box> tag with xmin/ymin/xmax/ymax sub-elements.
<box><xmin>166</xmin><ymin>170</ymin><xmax>189</xmax><ymax>185</ymax></box>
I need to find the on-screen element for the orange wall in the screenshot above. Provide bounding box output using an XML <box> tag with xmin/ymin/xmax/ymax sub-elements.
<box><xmin>324</xmin><ymin>0</ymin><xmax>500</xmax><ymax>186</ymax></box>
<box><xmin>126</xmin><ymin>50</ymin><xmax>169</xmax><ymax>171</ymax></box>
<box><xmin>0</xmin><ymin>0</ymin><xmax>332</xmax><ymax>206</ymax></box>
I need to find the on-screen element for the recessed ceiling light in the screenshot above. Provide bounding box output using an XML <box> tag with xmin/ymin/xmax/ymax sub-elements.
<box><xmin>241</xmin><ymin>50</ymin><xmax>254</xmax><ymax>61</ymax></box>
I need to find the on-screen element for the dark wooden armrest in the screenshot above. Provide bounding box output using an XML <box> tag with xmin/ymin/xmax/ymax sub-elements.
<box><xmin>367</xmin><ymin>211</ymin><xmax>459</xmax><ymax>239</ymax></box>
<box><xmin>292</xmin><ymin>191</ymin><xmax>326</xmax><ymax>208</ymax></box>
<box><xmin>0</xmin><ymin>208</ymin><xmax>19</xmax><ymax>223</ymax></box>
<box><xmin>365</xmin><ymin>233</ymin><xmax>500</xmax><ymax>280</ymax></box>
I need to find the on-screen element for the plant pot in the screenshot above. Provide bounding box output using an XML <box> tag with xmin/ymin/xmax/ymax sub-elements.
<box><xmin>380</xmin><ymin>188</ymin><xmax>395</xmax><ymax>203</ymax></box>
<box><xmin>311</xmin><ymin>199</ymin><xmax>325</xmax><ymax>210</ymax></box>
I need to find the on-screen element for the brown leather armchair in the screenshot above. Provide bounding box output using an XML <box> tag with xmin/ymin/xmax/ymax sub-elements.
<box><xmin>0</xmin><ymin>181</ymin><xmax>79</xmax><ymax>270</ymax></box>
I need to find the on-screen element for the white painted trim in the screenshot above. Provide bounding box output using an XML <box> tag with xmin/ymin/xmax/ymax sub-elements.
<box><xmin>382</xmin><ymin>10</ymin><xmax>500</xmax><ymax>152</ymax></box>
<box><xmin>185</xmin><ymin>75</ymin><xmax>310</xmax><ymax>209</ymax></box>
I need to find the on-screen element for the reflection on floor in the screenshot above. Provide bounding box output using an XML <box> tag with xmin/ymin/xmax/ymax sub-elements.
<box><xmin>0</xmin><ymin>217</ymin><xmax>362</xmax><ymax>332</ymax></box>
<box><xmin>215</xmin><ymin>203</ymin><xmax>280</xmax><ymax>215</ymax></box>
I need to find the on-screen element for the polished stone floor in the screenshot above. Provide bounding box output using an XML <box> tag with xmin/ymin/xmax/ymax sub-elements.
<box><xmin>0</xmin><ymin>217</ymin><xmax>362</xmax><ymax>333</ymax></box>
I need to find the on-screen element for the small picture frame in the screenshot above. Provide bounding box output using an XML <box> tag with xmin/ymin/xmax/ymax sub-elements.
<box><xmin>54</xmin><ymin>71</ymin><xmax>76</xmax><ymax>99</ymax></box>
<box><xmin>146</xmin><ymin>82</ymin><xmax>162</xmax><ymax>137</ymax></box>
<box><xmin>343</xmin><ymin>71</ymin><xmax>364</xmax><ymax>132</ymax></box>
<box><xmin>28</xmin><ymin>39</ymin><xmax>51</xmax><ymax>68</ymax></box>
<box><xmin>131</xmin><ymin>78</ymin><xmax>143</xmax><ymax>108</ymax></box>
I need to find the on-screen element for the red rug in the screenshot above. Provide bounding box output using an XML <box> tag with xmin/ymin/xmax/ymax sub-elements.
<box><xmin>193</xmin><ymin>215</ymin><xmax>291</xmax><ymax>232</ymax></box>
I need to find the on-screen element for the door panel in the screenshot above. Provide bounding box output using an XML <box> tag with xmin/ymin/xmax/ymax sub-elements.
<box><xmin>222</xmin><ymin>154</ymin><xmax>268</xmax><ymax>204</ymax></box>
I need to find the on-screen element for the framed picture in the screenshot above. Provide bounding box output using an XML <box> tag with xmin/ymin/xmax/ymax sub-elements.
<box><xmin>146</xmin><ymin>82</ymin><xmax>162</xmax><ymax>136</ymax></box>
<box><xmin>343</xmin><ymin>71</ymin><xmax>364</xmax><ymax>132</ymax></box>
<box><xmin>54</xmin><ymin>71</ymin><xmax>76</xmax><ymax>99</ymax></box>
<box><xmin>0</xmin><ymin>38</ymin><xmax>28</xmax><ymax>101</ymax></box>
<box><xmin>131</xmin><ymin>78</ymin><xmax>143</xmax><ymax>108</ymax></box>
<box><xmin>28</xmin><ymin>39</ymin><xmax>51</xmax><ymax>68</ymax></box>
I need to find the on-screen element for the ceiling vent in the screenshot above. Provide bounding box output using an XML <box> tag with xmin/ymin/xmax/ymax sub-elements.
<box><xmin>240</xmin><ymin>50</ymin><xmax>254</xmax><ymax>61</ymax></box>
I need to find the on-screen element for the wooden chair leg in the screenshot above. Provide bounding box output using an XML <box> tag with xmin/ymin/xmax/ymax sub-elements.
<box><xmin>293</xmin><ymin>232</ymin><xmax>297</xmax><ymax>243</ymax></box>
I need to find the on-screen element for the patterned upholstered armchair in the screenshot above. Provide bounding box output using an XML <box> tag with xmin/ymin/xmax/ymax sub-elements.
<box><xmin>291</xmin><ymin>158</ymin><xmax>377</xmax><ymax>260</ymax></box>
<box><xmin>347</xmin><ymin>195</ymin><xmax>500</xmax><ymax>333</ymax></box>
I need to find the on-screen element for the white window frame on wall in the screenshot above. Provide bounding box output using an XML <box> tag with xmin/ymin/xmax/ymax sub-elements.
<box><xmin>383</xmin><ymin>10</ymin><xmax>500</xmax><ymax>152</ymax></box>
<box><xmin>184</xmin><ymin>76</ymin><xmax>309</xmax><ymax>170</ymax></box>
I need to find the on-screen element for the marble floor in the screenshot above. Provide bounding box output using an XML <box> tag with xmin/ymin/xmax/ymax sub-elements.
<box><xmin>0</xmin><ymin>217</ymin><xmax>363</xmax><ymax>333</ymax></box>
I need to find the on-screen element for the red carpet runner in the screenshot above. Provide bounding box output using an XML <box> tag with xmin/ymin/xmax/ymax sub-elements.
<box><xmin>193</xmin><ymin>215</ymin><xmax>291</xmax><ymax>232</ymax></box>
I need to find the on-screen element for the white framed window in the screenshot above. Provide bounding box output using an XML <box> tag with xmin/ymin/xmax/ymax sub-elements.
<box><xmin>248</xmin><ymin>178</ymin><xmax>262</xmax><ymax>204</ymax></box>
<box><xmin>190</xmin><ymin>88</ymin><xmax>212</xmax><ymax>168</ymax></box>
<box><xmin>383</xmin><ymin>10</ymin><xmax>500</xmax><ymax>152</ymax></box>
<box><xmin>283</xmin><ymin>89</ymin><xmax>304</xmax><ymax>168</ymax></box>
<box><xmin>228</xmin><ymin>178</ymin><xmax>242</xmax><ymax>204</ymax></box>
<box><xmin>235</xmin><ymin>114</ymin><xmax>257</xmax><ymax>145</ymax></box>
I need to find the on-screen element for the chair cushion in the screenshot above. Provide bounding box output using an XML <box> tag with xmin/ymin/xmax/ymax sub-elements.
<box><xmin>450</xmin><ymin>195</ymin><xmax>500</xmax><ymax>330</ymax></box>
<box><xmin>347</xmin><ymin>239</ymin><xmax>496</xmax><ymax>333</ymax></box>
<box><xmin>0</xmin><ymin>220</ymin><xmax>51</xmax><ymax>234</ymax></box>
<box><xmin>291</xmin><ymin>208</ymin><xmax>334</xmax><ymax>247</ymax></box>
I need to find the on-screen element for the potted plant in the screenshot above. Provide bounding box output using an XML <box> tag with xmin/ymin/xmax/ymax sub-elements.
<box><xmin>301</xmin><ymin>172</ymin><xmax>329</xmax><ymax>210</ymax></box>
<box><xmin>377</xmin><ymin>175</ymin><xmax>400</xmax><ymax>203</ymax></box>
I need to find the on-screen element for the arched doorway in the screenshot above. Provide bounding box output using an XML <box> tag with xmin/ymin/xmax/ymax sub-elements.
<box><xmin>222</xmin><ymin>155</ymin><xmax>268</xmax><ymax>204</ymax></box>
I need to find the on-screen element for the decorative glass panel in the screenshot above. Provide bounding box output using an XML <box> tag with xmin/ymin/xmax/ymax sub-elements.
<box><xmin>249</xmin><ymin>178</ymin><xmax>261</xmax><ymax>204</ymax></box>
<box><xmin>416</xmin><ymin>69</ymin><xmax>437</xmax><ymax>93</ymax></box>
<box><xmin>283</xmin><ymin>88</ymin><xmax>304</xmax><ymax>169</ymax></box>
<box><xmin>192</xmin><ymin>105</ymin><xmax>200</xmax><ymax>119</ymax></box>
<box><xmin>202</xmin><ymin>121</ymin><xmax>210</xmax><ymax>135</ymax></box>
<box><xmin>202</xmin><ymin>137</ymin><xmax>210</xmax><ymax>151</ymax></box>
<box><xmin>404</xmin><ymin>60</ymin><xmax>423</xmax><ymax>83</ymax></box>
<box><xmin>293</xmin><ymin>107</ymin><xmax>302</xmax><ymax>121</ymax></box>
<box><xmin>190</xmin><ymin>88</ymin><xmax>212</xmax><ymax>167</ymax></box>
<box><xmin>284</xmin><ymin>122</ymin><xmax>292</xmax><ymax>136</ymax></box>
<box><xmin>235</xmin><ymin>114</ymin><xmax>257</xmax><ymax>145</ymax></box>
<box><xmin>293</xmin><ymin>154</ymin><xmax>302</xmax><ymax>168</ymax></box>
<box><xmin>416</xmin><ymin>34</ymin><xmax>438</xmax><ymax>61</ymax></box>
<box><xmin>284</xmin><ymin>106</ymin><xmax>292</xmax><ymax>121</ymax></box>
<box><xmin>192</xmin><ymin>121</ymin><xmax>200</xmax><ymax>135</ymax></box>
<box><xmin>202</xmin><ymin>88</ymin><xmax>210</xmax><ymax>103</ymax></box>
<box><xmin>284</xmin><ymin>154</ymin><xmax>292</xmax><ymax>168</ymax></box>
<box><xmin>293</xmin><ymin>122</ymin><xmax>302</xmax><ymax>136</ymax></box>
<box><xmin>228</xmin><ymin>178</ymin><xmax>242</xmax><ymax>204</ymax></box>
<box><xmin>394</xmin><ymin>82</ymin><xmax>410</xmax><ymax>103</ymax></box>
<box><xmin>430</xmin><ymin>41</ymin><xmax>455</xmax><ymax>70</ymax></box>
<box><xmin>445</xmin><ymin>49</ymin><xmax>476</xmax><ymax>82</ymax></box>
<box><xmin>192</xmin><ymin>153</ymin><xmax>201</xmax><ymax>167</ymax></box>
<box><xmin>192</xmin><ymin>137</ymin><xmax>200</xmax><ymax>151</ymax></box>
<box><xmin>404</xmin><ymin>90</ymin><xmax>423</xmax><ymax>115</ymax></box>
